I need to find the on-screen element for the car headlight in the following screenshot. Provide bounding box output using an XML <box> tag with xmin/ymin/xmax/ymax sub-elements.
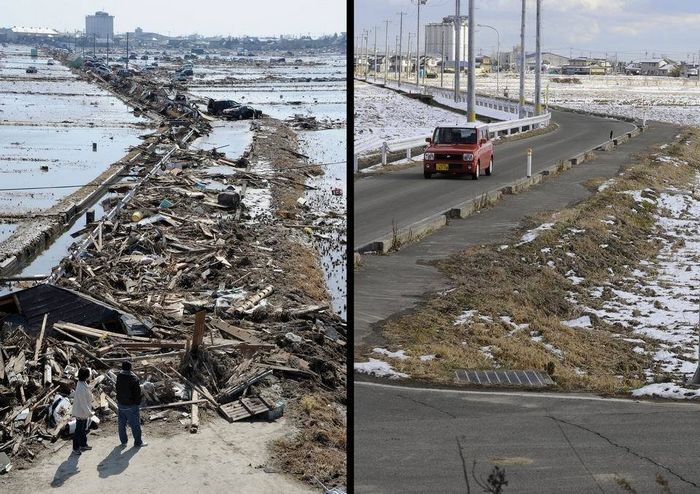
<box><xmin>463</xmin><ymin>153</ymin><xmax>474</xmax><ymax>161</ymax></box>
<box><xmin>424</xmin><ymin>152</ymin><xmax>435</xmax><ymax>160</ymax></box>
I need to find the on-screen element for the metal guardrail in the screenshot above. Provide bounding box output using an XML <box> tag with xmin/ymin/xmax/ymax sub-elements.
<box><xmin>353</xmin><ymin>78</ymin><xmax>550</xmax><ymax>172</ymax></box>
<box><xmin>354</xmin><ymin>111</ymin><xmax>551</xmax><ymax>171</ymax></box>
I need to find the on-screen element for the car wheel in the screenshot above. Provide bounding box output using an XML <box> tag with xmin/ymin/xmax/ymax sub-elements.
<box><xmin>424</xmin><ymin>172</ymin><xmax>432</xmax><ymax>179</ymax></box>
<box><xmin>485</xmin><ymin>157</ymin><xmax>493</xmax><ymax>176</ymax></box>
<box><xmin>472</xmin><ymin>162</ymin><xmax>479</xmax><ymax>180</ymax></box>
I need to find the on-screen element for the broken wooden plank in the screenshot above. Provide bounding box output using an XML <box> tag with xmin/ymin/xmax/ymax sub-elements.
<box><xmin>32</xmin><ymin>314</ymin><xmax>48</xmax><ymax>365</ymax></box>
<box><xmin>210</xmin><ymin>319</ymin><xmax>262</xmax><ymax>344</ymax></box>
<box><xmin>139</xmin><ymin>399</ymin><xmax>208</xmax><ymax>410</ymax></box>
<box><xmin>229</xmin><ymin>285</ymin><xmax>274</xmax><ymax>314</ymax></box>
<box><xmin>191</xmin><ymin>311</ymin><xmax>206</xmax><ymax>351</ymax></box>
<box><xmin>54</xmin><ymin>322</ymin><xmax>152</xmax><ymax>342</ymax></box>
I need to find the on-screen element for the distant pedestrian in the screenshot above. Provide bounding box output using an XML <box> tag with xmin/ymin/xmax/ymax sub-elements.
<box><xmin>116</xmin><ymin>361</ymin><xmax>147</xmax><ymax>447</ymax></box>
<box><xmin>610</xmin><ymin>130</ymin><xmax>613</xmax><ymax>140</ymax></box>
<box><xmin>71</xmin><ymin>367</ymin><xmax>93</xmax><ymax>455</ymax></box>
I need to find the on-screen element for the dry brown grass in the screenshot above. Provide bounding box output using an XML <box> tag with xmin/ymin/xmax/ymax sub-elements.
<box><xmin>277</xmin><ymin>238</ymin><xmax>329</xmax><ymax>303</ymax></box>
<box><xmin>377</xmin><ymin>128</ymin><xmax>700</xmax><ymax>394</ymax></box>
<box><xmin>272</xmin><ymin>392</ymin><xmax>346</xmax><ymax>488</ymax></box>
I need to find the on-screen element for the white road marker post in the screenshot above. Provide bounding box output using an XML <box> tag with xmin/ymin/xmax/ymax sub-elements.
<box><xmin>527</xmin><ymin>148</ymin><xmax>532</xmax><ymax>178</ymax></box>
<box><xmin>690</xmin><ymin>294</ymin><xmax>700</xmax><ymax>386</ymax></box>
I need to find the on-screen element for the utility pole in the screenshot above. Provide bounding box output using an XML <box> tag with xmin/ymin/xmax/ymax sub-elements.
<box><xmin>416</xmin><ymin>0</ymin><xmax>427</xmax><ymax>87</ymax></box>
<box><xmin>384</xmin><ymin>19</ymin><xmax>390</xmax><ymax>85</ymax></box>
<box><xmin>534</xmin><ymin>0</ymin><xmax>542</xmax><ymax>115</ymax></box>
<box><xmin>519</xmin><ymin>0</ymin><xmax>526</xmax><ymax>118</ymax></box>
<box><xmin>467</xmin><ymin>0</ymin><xmax>475</xmax><ymax>122</ymax></box>
<box><xmin>454</xmin><ymin>0</ymin><xmax>460</xmax><ymax>102</ymax></box>
<box><xmin>395</xmin><ymin>35</ymin><xmax>400</xmax><ymax>80</ymax></box>
<box><xmin>93</xmin><ymin>33</ymin><xmax>96</xmax><ymax>57</ymax></box>
<box><xmin>364</xmin><ymin>30</ymin><xmax>369</xmax><ymax>80</ymax></box>
<box><xmin>407</xmin><ymin>33</ymin><xmax>413</xmax><ymax>82</ymax></box>
<box><xmin>126</xmin><ymin>32</ymin><xmax>129</xmax><ymax>70</ymax></box>
<box><xmin>398</xmin><ymin>11</ymin><xmax>406</xmax><ymax>87</ymax></box>
<box><xmin>441</xmin><ymin>30</ymin><xmax>445</xmax><ymax>88</ymax></box>
<box><xmin>373</xmin><ymin>26</ymin><xmax>379</xmax><ymax>82</ymax></box>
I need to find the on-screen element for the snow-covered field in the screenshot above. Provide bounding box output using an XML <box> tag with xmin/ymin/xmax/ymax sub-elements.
<box><xmin>355</xmin><ymin>73</ymin><xmax>700</xmax><ymax>158</ymax></box>
<box><xmin>413</xmin><ymin>72</ymin><xmax>700</xmax><ymax>128</ymax></box>
<box><xmin>353</xmin><ymin>80</ymin><xmax>464</xmax><ymax>155</ymax></box>
<box><xmin>572</xmin><ymin>173</ymin><xmax>700</xmax><ymax>398</ymax></box>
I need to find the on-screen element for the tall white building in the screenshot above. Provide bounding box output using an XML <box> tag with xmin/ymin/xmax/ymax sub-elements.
<box><xmin>424</xmin><ymin>16</ymin><xmax>468</xmax><ymax>62</ymax></box>
<box><xmin>85</xmin><ymin>11</ymin><xmax>114</xmax><ymax>42</ymax></box>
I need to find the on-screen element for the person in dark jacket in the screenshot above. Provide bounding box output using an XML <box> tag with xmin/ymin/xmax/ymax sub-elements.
<box><xmin>116</xmin><ymin>361</ymin><xmax>146</xmax><ymax>447</ymax></box>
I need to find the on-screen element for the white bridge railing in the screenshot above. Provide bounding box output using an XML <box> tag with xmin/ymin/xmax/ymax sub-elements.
<box><xmin>354</xmin><ymin>112</ymin><xmax>551</xmax><ymax>172</ymax></box>
<box><xmin>353</xmin><ymin>78</ymin><xmax>550</xmax><ymax>172</ymax></box>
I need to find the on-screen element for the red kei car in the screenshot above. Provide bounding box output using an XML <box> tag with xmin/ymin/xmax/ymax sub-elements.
<box><xmin>423</xmin><ymin>123</ymin><xmax>494</xmax><ymax>180</ymax></box>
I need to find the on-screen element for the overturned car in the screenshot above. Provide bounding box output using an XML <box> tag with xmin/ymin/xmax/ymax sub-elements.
<box><xmin>207</xmin><ymin>98</ymin><xmax>262</xmax><ymax>120</ymax></box>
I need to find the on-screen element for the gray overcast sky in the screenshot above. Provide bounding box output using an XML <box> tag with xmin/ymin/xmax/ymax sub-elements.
<box><xmin>4</xmin><ymin>0</ymin><xmax>347</xmax><ymax>37</ymax></box>
<box><xmin>355</xmin><ymin>0</ymin><xmax>700</xmax><ymax>61</ymax></box>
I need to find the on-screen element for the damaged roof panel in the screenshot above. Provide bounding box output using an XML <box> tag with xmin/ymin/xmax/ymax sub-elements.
<box><xmin>0</xmin><ymin>283</ymin><xmax>151</xmax><ymax>336</ymax></box>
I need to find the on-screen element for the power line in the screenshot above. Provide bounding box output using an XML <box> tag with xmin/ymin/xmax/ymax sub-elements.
<box><xmin>0</xmin><ymin>161</ymin><xmax>348</xmax><ymax>192</ymax></box>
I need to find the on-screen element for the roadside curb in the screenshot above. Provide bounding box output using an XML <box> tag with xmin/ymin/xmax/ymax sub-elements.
<box><xmin>355</xmin><ymin>124</ymin><xmax>644</xmax><ymax>254</ymax></box>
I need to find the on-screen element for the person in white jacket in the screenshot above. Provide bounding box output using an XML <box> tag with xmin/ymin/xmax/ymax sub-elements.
<box><xmin>71</xmin><ymin>368</ymin><xmax>93</xmax><ymax>455</ymax></box>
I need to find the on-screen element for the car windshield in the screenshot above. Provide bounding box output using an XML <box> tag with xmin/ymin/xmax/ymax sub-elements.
<box><xmin>433</xmin><ymin>127</ymin><xmax>477</xmax><ymax>145</ymax></box>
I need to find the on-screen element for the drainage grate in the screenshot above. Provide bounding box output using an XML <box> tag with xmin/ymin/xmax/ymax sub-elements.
<box><xmin>454</xmin><ymin>369</ymin><xmax>554</xmax><ymax>387</ymax></box>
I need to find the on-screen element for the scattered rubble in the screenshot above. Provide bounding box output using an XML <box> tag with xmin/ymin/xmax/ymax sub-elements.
<box><xmin>0</xmin><ymin>45</ymin><xmax>346</xmax><ymax>488</ymax></box>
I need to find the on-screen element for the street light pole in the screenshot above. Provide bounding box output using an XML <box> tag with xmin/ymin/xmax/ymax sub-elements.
<box><xmin>534</xmin><ymin>0</ymin><xmax>542</xmax><ymax>115</ymax></box>
<box><xmin>416</xmin><ymin>0</ymin><xmax>427</xmax><ymax>87</ymax></box>
<box><xmin>477</xmin><ymin>24</ymin><xmax>500</xmax><ymax>97</ymax></box>
<box><xmin>518</xmin><ymin>0</ymin><xmax>526</xmax><ymax>118</ymax></box>
<box><xmin>454</xmin><ymin>0</ymin><xmax>460</xmax><ymax>102</ymax></box>
<box><xmin>467</xmin><ymin>0</ymin><xmax>475</xmax><ymax>122</ymax></box>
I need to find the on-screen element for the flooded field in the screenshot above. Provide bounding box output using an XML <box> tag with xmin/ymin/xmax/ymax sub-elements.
<box><xmin>0</xmin><ymin>45</ymin><xmax>148</xmax><ymax>214</ymax></box>
<box><xmin>188</xmin><ymin>55</ymin><xmax>347</xmax><ymax>318</ymax></box>
<box><xmin>0</xmin><ymin>46</ymin><xmax>346</xmax><ymax>322</ymax></box>
<box><xmin>188</xmin><ymin>56</ymin><xmax>346</xmax><ymax>121</ymax></box>
<box><xmin>300</xmin><ymin>128</ymin><xmax>347</xmax><ymax>318</ymax></box>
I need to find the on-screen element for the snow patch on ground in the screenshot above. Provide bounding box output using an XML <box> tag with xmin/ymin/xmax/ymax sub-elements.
<box><xmin>372</xmin><ymin>348</ymin><xmax>409</xmax><ymax>360</ymax></box>
<box><xmin>632</xmin><ymin>383</ymin><xmax>700</xmax><ymax>399</ymax></box>
<box><xmin>562</xmin><ymin>316</ymin><xmax>592</xmax><ymax>328</ymax></box>
<box><xmin>518</xmin><ymin>222</ymin><xmax>555</xmax><ymax>245</ymax></box>
<box><xmin>419</xmin><ymin>354</ymin><xmax>436</xmax><ymax>362</ymax></box>
<box><xmin>454</xmin><ymin>309</ymin><xmax>477</xmax><ymax>326</ymax></box>
<box><xmin>354</xmin><ymin>359</ymin><xmax>409</xmax><ymax>379</ymax></box>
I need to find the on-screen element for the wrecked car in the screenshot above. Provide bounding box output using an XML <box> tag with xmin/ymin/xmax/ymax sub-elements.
<box><xmin>222</xmin><ymin>105</ymin><xmax>262</xmax><ymax>120</ymax></box>
<box><xmin>206</xmin><ymin>99</ymin><xmax>262</xmax><ymax>120</ymax></box>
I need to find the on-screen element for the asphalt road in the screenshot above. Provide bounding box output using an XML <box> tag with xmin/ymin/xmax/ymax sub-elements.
<box><xmin>354</xmin><ymin>119</ymin><xmax>679</xmax><ymax>350</ymax></box>
<box><xmin>353</xmin><ymin>119</ymin><xmax>686</xmax><ymax>492</ymax></box>
<box><xmin>354</xmin><ymin>109</ymin><xmax>636</xmax><ymax>249</ymax></box>
<box><xmin>355</xmin><ymin>382</ymin><xmax>700</xmax><ymax>493</ymax></box>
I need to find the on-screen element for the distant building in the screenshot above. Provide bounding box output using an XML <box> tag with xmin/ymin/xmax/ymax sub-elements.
<box><xmin>562</xmin><ymin>57</ymin><xmax>612</xmax><ymax>75</ymax></box>
<box><xmin>680</xmin><ymin>62</ymin><xmax>699</xmax><ymax>78</ymax></box>
<box><xmin>525</xmin><ymin>51</ymin><xmax>568</xmax><ymax>71</ymax></box>
<box><xmin>86</xmin><ymin>11</ymin><xmax>114</xmax><ymax>42</ymax></box>
<box><xmin>639</xmin><ymin>58</ymin><xmax>678</xmax><ymax>76</ymax></box>
<box><xmin>625</xmin><ymin>62</ymin><xmax>641</xmax><ymax>75</ymax></box>
<box><xmin>424</xmin><ymin>16</ymin><xmax>468</xmax><ymax>62</ymax></box>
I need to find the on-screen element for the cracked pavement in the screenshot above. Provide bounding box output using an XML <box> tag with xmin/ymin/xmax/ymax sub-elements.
<box><xmin>355</xmin><ymin>382</ymin><xmax>700</xmax><ymax>493</ymax></box>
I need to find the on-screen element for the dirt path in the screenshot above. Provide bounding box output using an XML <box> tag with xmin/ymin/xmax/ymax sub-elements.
<box><xmin>0</xmin><ymin>419</ymin><xmax>313</xmax><ymax>493</ymax></box>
